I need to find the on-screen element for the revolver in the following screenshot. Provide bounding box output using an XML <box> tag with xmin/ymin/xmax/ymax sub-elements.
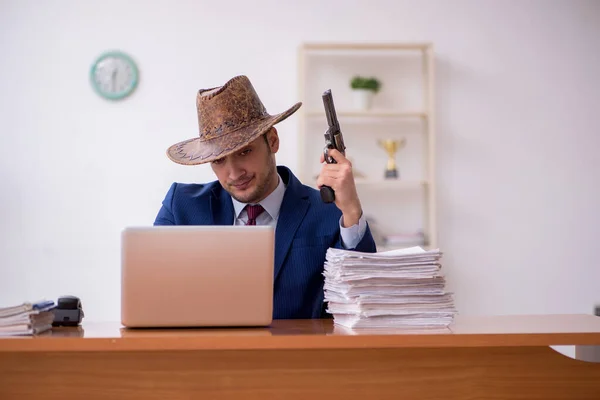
<box><xmin>320</xmin><ymin>89</ymin><xmax>346</xmax><ymax>203</ymax></box>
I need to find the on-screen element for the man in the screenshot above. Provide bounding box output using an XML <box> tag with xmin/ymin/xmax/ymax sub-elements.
<box><xmin>155</xmin><ymin>75</ymin><xmax>376</xmax><ymax>319</ymax></box>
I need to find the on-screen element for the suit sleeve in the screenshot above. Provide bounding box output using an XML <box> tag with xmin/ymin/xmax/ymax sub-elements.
<box><xmin>154</xmin><ymin>182</ymin><xmax>177</xmax><ymax>226</ymax></box>
<box><xmin>333</xmin><ymin>219</ymin><xmax>377</xmax><ymax>253</ymax></box>
<box><xmin>339</xmin><ymin>213</ymin><xmax>368</xmax><ymax>249</ymax></box>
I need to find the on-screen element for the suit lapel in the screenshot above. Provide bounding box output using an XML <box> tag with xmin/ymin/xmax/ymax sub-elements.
<box><xmin>274</xmin><ymin>167</ymin><xmax>309</xmax><ymax>281</ymax></box>
<box><xmin>205</xmin><ymin>167</ymin><xmax>309</xmax><ymax>281</ymax></box>
<box><xmin>210</xmin><ymin>186</ymin><xmax>235</xmax><ymax>226</ymax></box>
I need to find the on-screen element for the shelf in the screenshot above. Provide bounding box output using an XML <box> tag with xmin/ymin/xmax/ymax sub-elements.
<box><xmin>301</xmin><ymin>43</ymin><xmax>432</xmax><ymax>57</ymax></box>
<box><xmin>305</xmin><ymin>111</ymin><xmax>427</xmax><ymax>119</ymax></box>
<box><xmin>298</xmin><ymin>41</ymin><xmax>437</xmax><ymax>249</ymax></box>
<box><xmin>309</xmin><ymin>179</ymin><xmax>427</xmax><ymax>190</ymax></box>
<box><xmin>354</xmin><ymin>179</ymin><xmax>427</xmax><ymax>189</ymax></box>
<box><xmin>302</xmin><ymin>42</ymin><xmax>432</xmax><ymax>51</ymax></box>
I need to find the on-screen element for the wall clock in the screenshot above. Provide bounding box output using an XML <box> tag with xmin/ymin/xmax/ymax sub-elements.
<box><xmin>90</xmin><ymin>50</ymin><xmax>139</xmax><ymax>100</ymax></box>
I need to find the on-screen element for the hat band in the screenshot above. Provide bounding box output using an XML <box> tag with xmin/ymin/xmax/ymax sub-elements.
<box><xmin>198</xmin><ymin>114</ymin><xmax>270</xmax><ymax>142</ymax></box>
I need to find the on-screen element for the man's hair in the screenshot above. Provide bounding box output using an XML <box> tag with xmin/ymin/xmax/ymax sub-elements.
<box><xmin>263</xmin><ymin>128</ymin><xmax>275</xmax><ymax>151</ymax></box>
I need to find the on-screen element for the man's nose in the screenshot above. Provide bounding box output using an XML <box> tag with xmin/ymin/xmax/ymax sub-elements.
<box><xmin>228</xmin><ymin>160</ymin><xmax>245</xmax><ymax>181</ymax></box>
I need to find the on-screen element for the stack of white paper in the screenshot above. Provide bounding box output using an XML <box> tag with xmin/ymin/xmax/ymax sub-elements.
<box><xmin>323</xmin><ymin>246</ymin><xmax>456</xmax><ymax>329</ymax></box>
<box><xmin>0</xmin><ymin>300</ymin><xmax>55</xmax><ymax>336</ymax></box>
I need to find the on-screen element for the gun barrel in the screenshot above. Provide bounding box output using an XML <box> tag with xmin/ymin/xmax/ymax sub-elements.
<box><xmin>322</xmin><ymin>89</ymin><xmax>339</xmax><ymax>130</ymax></box>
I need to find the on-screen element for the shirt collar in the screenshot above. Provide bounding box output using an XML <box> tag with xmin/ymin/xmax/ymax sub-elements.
<box><xmin>231</xmin><ymin>173</ymin><xmax>286</xmax><ymax>220</ymax></box>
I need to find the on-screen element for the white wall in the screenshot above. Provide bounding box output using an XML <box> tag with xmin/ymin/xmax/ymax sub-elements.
<box><xmin>1</xmin><ymin>0</ymin><xmax>599</xmax><ymax>322</ymax></box>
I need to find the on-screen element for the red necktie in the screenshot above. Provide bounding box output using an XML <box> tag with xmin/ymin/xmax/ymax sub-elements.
<box><xmin>245</xmin><ymin>204</ymin><xmax>264</xmax><ymax>226</ymax></box>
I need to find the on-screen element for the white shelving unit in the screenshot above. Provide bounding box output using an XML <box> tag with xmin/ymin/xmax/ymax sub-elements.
<box><xmin>297</xmin><ymin>42</ymin><xmax>437</xmax><ymax>250</ymax></box>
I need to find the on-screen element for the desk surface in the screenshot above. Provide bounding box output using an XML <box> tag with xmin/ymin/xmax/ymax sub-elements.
<box><xmin>1</xmin><ymin>314</ymin><xmax>600</xmax><ymax>352</ymax></box>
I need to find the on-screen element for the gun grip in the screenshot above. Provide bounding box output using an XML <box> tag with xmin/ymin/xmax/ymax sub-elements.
<box><xmin>320</xmin><ymin>185</ymin><xmax>335</xmax><ymax>203</ymax></box>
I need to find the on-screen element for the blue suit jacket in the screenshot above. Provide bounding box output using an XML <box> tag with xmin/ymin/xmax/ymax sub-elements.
<box><xmin>154</xmin><ymin>165</ymin><xmax>377</xmax><ymax>319</ymax></box>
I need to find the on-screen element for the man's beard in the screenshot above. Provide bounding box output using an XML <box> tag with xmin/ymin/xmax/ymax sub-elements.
<box><xmin>228</xmin><ymin>155</ymin><xmax>276</xmax><ymax>204</ymax></box>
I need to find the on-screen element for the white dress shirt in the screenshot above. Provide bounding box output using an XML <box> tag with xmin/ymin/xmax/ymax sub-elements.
<box><xmin>231</xmin><ymin>174</ymin><xmax>367</xmax><ymax>249</ymax></box>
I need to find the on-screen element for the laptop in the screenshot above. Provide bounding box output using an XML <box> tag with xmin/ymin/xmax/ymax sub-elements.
<box><xmin>120</xmin><ymin>225</ymin><xmax>274</xmax><ymax>328</ymax></box>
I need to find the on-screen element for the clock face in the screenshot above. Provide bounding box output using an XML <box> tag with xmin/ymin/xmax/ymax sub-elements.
<box><xmin>90</xmin><ymin>51</ymin><xmax>139</xmax><ymax>100</ymax></box>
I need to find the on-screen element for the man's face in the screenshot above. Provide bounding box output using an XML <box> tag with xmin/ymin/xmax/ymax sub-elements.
<box><xmin>210</xmin><ymin>128</ymin><xmax>279</xmax><ymax>204</ymax></box>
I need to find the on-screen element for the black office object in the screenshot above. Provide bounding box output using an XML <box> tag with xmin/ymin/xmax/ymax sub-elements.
<box><xmin>52</xmin><ymin>295</ymin><xmax>84</xmax><ymax>327</ymax></box>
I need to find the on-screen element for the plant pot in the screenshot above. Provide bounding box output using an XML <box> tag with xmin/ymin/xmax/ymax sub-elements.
<box><xmin>352</xmin><ymin>89</ymin><xmax>374</xmax><ymax>110</ymax></box>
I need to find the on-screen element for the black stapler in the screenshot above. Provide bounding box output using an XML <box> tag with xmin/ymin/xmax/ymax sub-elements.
<box><xmin>52</xmin><ymin>295</ymin><xmax>85</xmax><ymax>327</ymax></box>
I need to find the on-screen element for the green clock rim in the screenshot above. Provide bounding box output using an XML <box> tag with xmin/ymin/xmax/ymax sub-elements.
<box><xmin>90</xmin><ymin>50</ymin><xmax>139</xmax><ymax>100</ymax></box>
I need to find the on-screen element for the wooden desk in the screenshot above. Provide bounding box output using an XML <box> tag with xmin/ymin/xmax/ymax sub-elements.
<box><xmin>1</xmin><ymin>314</ymin><xmax>600</xmax><ymax>399</ymax></box>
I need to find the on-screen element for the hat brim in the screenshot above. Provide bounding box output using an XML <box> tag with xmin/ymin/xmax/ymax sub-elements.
<box><xmin>166</xmin><ymin>102</ymin><xmax>302</xmax><ymax>165</ymax></box>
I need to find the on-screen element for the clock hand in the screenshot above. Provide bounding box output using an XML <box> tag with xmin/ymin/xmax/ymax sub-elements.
<box><xmin>111</xmin><ymin>68</ymin><xmax>118</xmax><ymax>92</ymax></box>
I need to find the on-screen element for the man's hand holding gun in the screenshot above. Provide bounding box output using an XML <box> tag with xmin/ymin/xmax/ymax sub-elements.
<box><xmin>316</xmin><ymin>89</ymin><xmax>363</xmax><ymax>228</ymax></box>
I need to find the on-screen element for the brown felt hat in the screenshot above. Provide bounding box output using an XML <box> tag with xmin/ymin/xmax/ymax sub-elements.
<box><xmin>167</xmin><ymin>75</ymin><xmax>302</xmax><ymax>165</ymax></box>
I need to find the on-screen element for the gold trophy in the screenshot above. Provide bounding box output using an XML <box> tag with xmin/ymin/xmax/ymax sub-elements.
<box><xmin>378</xmin><ymin>138</ymin><xmax>406</xmax><ymax>179</ymax></box>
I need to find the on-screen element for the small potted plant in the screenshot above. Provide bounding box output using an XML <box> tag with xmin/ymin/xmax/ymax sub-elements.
<box><xmin>350</xmin><ymin>76</ymin><xmax>381</xmax><ymax>110</ymax></box>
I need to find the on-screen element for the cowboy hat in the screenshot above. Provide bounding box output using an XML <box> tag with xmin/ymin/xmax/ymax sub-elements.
<box><xmin>166</xmin><ymin>75</ymin><xmax>302</xmax><ymax>165</ymax></box>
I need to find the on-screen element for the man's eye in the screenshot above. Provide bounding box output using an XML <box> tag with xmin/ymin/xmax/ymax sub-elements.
<box><xmin>212</xmin><ymin>158</ymin><xmax>224</xmax><ymax>165</ymax></box>
<box><xmin>240</xmin><ymin>149</ymin><xmax>251</xmax><ymax>156</ymax></box>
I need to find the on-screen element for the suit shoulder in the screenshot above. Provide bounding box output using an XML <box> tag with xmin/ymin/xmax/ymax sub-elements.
<box><xmin>168</xmin><ymin>180</ymin><xmax>221</xmax><ymax>199</ymax></box>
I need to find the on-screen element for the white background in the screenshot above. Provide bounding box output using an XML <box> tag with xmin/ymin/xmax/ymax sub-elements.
<box><xmin>1</xmin><ymin>0</ymin><xmax>599</xmax><ymax>325</ymax></box>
